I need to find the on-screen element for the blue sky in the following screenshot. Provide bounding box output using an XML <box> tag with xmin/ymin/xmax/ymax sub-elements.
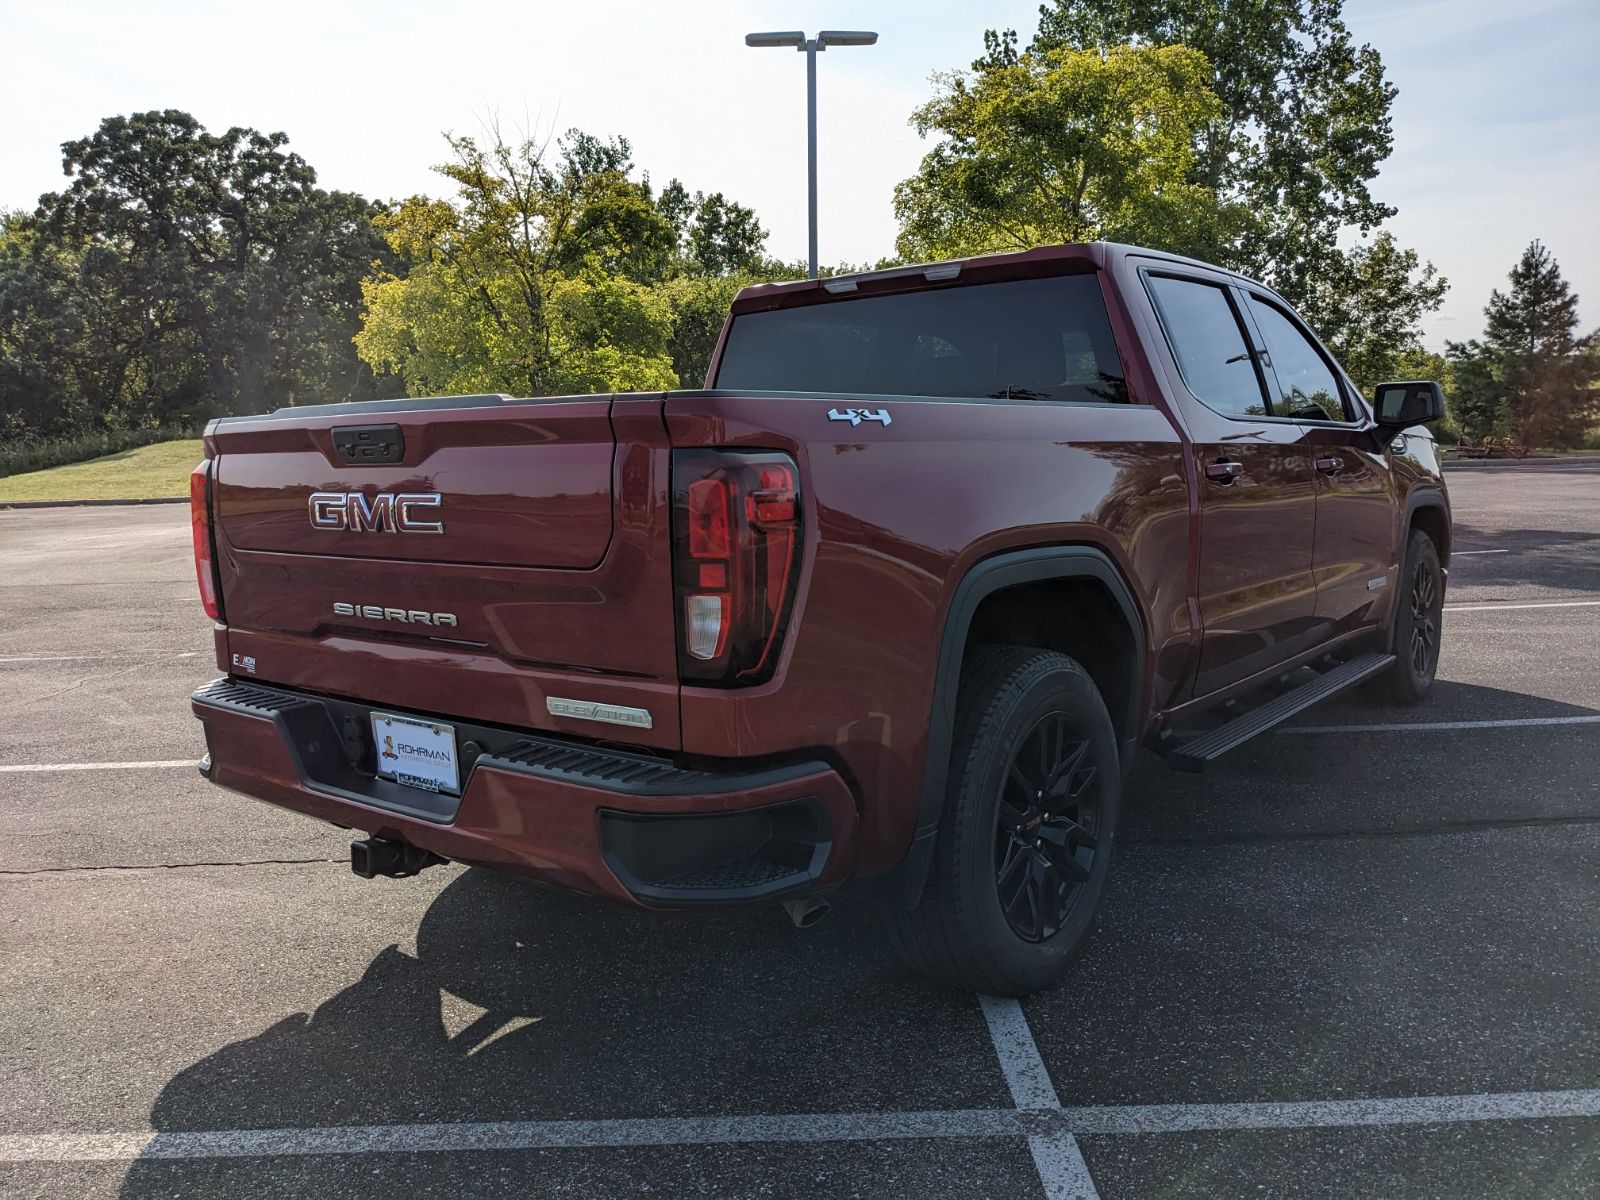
<box><xmin>3</xmin><ymin>0</ymin><xmax>1595</xmax><ymax>350</ymax></box>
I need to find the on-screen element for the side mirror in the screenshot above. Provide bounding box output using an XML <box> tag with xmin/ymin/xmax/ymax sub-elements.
<box><xmin>1373</xmin><ymin>380</ymin><xmax>1445</xmax><ymax>428</ymax></box>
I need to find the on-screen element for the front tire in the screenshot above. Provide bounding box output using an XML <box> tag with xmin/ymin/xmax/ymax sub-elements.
<box><xmin>1373</xmin><ymin>529</ymin><xmax>1445</xmax><ymax>704</ymax></box>
<box><xmin>887</xmin><ymin>646</ymin><xmax>1120</xmax><ymax>995</ymax></box>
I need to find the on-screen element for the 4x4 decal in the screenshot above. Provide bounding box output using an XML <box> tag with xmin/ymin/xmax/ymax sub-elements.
<box><xmin>827</xmin><ymin>407</ymin><xmax>892</xmax><ymax>427</ymax></box>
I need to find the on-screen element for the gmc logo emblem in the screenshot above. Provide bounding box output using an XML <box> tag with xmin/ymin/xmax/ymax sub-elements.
<box><xmin>308</xmin><ymin>491</ymin><xmax>444</xmax><ymax>535</ymax></box>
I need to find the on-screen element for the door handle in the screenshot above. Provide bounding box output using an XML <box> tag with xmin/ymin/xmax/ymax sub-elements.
<box><xmin>1315</xmin><ymin>456</ymin><xmax>1344</xmax><ymax>475</ymax></box>
<box><xmin>1204</xmin><ymin>460</ymin><xmax>1244</xmax><ymax>484</ymax></box>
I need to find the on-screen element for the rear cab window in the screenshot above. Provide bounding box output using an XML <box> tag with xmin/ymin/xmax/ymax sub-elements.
<box><xmin>713</xmin><ymin>274</ymin><xmax>1129</xmax><ymax>404</ymax></box>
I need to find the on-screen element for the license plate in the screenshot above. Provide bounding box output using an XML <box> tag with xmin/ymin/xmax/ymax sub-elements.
<box><xmin>370</xmin><ymin>712</ymin><xmax>460</xmax><ymax>795</ymax></box>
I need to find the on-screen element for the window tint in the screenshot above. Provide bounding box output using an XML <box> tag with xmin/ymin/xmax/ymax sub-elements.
<box><xmin>713</xmin><ymin>275</ymin><xmax>1128</xmax><ymax>403</ymax></box>
<box><xmin>1246</xmin><ymin>296</ymin><xmax>1350</xmax><ymax>421</ymax></box>
<box><xmin>1145</xmin><ymin>276</ymin><xmax>1268</xmax><ymax>418</ymax></box>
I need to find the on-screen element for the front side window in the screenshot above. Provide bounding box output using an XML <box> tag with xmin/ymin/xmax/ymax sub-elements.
<box><xmin>1145</xmin><ymin>275</ymin><xmax>1268</xmax><ymax>418</ymax></box>
<box><xmin>713</xmin><ymin>274</ymin><xmax>1128</xmax><ymax>404</ymax></box>
<box><xmin>1246</xmin><ymin>296</ymin><xmax>1351</xmax><ymax>422</ymax></box>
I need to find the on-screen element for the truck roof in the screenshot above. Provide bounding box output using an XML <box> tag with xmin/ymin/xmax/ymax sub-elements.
<box><xmin>729</xmin><ymin>241</ymin><xmax>1274</xmax><ymax>315</ymax></box>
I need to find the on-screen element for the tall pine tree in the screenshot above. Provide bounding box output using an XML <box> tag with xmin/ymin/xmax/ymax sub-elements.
<box><xmin>1449</xmin><ymin>241</ymin><xmax>1597</xmax><ymax>449</ymax></box>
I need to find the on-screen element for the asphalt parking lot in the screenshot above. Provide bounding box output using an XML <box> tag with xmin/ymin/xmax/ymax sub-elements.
<box><xmin>2</xmin><ymin>460</ymin><xmax>1597</xmax><ymax>1198</ymax></box>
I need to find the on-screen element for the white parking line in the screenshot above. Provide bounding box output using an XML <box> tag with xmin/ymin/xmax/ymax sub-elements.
<box><xmin>1448</xmin><ymin>461</ymin><xmax>1600</xmax><ymax>470</ymax></box>
<box><xmin>979</xmin><ymin>996</ymin><xmax>1061</xmax><ymax>1109</ymax></box>
<box><xmin>1281</xmin><ymin>714</ymin><xmax>1600</xmax><ymax>735</ymax></box>
<box><xmin>0</xmin><ymin>1113</ymin><xmax>1017</xmax><ymax>1162</ymax></box>
<box><xmin>980</xmin><ymin>995</ymin><xmax>1099</xmax><ymax>1198</ymax></box>
<box><xmin>1451</xmin><ymin>549</ymin><xmax>1510</xmax><ymax>556</ymax></box>
<box><xmin>0</xmin><ymin>760</ymin><xmax>195</xmax><ymax>774</ymax></box>
<box><xmin>1026</xmin><ymin>1131</ymin><xmax>1099</xmax><ymax>1200</ymax></box>
<box><xmin>1063</xmin><ymin>1087</ymin><xmax>1600</xmax><ymax>1134</ymax></box>
<box><xmin>0</xmin><ymin>651</ymin><xmax>201</xmax><ymax>663</ymax></box>
<box><xmin>1445</xmin><ymin>600</ymin><xmax>1600</xmax><ymax>612</ymax></box>
<box><xmin>0</xmin><ymin>656</ymin><xmax>99</xmax><ymax>663</ymax></box>
<box><xmin>3</xmin><ymin>1087</ymin><xmax>1597</xmax><ymax>1164</ymax></box>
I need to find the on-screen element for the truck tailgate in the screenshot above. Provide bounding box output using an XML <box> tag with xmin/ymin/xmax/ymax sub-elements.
<box><xmin>206</xmin><ymin>395</ymin><xmax>680</xmax><ymax>748</ymax></box>
<box><xmin>215</xmin><ymin>398</ymin><xmax>616</xmax><ymax>568</ymax></box>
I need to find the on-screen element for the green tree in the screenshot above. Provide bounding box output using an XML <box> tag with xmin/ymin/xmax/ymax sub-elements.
<box><xmin>1296</xmin><ymin>231</ymin><xmax>1447</xmax><ymax>390</ymax></box>
<box><xmin>33</xmin><ymin>110</ymin><xmax>391</xmax><ymax>420</ymax></box>
<box><xmin>2</xmin><ymin>204</ymin><xmax>215</xmax><ymax>440</ymax></box>
<box><xmin>1446</xmin><ymin>348</ymin><xmax>1509</xmax><ymax>444</ymax></box>
<box><xmin>0</xmin><ymin>214</ymin><xmax>85</xmax><ymax>439</ymax></box>
<box><xmin>355</xmin><ymin>128</ymin><xmax>770</xmax><ymax>397</ymax></box>
<box><xmin>653</xmin><ymin>181</ymin><xmax>768</xmax><ymax>277</ymax></box>
<box><xmin>968</xmin><ymin>1</ymin><xmax>1445</xmax><ymax>353</ymax></box>
<box><xmin>1025</xmin><ymin>3</ymin><xmax>1395</xmax><ymax>269</ymax></box>
<box><xmin>633</xmin><ymin>177</ymin><xmax>766</xmax><ymax>381</ymax></box>
<box><xmin>658</xmin><ymin>273</ymin><xmax>758</xmax><ymax>387</ymax></box>
<box><xmin>682</xmin><ymin>191</ymin><xmax>768</xmax><ymax>277</ymax></box>
<box><xmin>895</xmin><ymin>43</ymin><xmax>1236</xmax><ymax>261</ymax></box>
<box><xmin>356</xmin><ymin>129</ymin><xmax>681</xmax><ymax>396</ymax></box>
<box><xmin>1448</xmin><ymin>241</ymin><xmax>1597</xmax><ymax>448</ymax></box>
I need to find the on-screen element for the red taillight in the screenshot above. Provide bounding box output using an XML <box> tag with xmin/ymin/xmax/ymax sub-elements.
<box><xmin>686</xmin><ymin>477</ymin><xmax>732</xmax><ymax>558</ymax></box>
<box><xmin>673</xmin><ymin>450</ymin><xmax>802</xmax><ymax>685</ymax></box>
<box><xmin>189</xmin><ymin>460</ymin><xmax>219</xmax><ymax>620</ymax></box>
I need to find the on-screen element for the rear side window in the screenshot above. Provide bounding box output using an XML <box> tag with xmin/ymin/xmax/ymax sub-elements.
<box><xmin>1245</xmin><ymin>295</ymin><xmax>1352</xmax><ymax>422</ymax></box>
<box><xmin>1145</xmin><ymin>275</ymin><xmax>1268</xmax><ymax>418</ymax></box>
<box><xmin>713</xmin><ymin>275</ymin><xmax>1128</xmax><ymax>403</ymax></box>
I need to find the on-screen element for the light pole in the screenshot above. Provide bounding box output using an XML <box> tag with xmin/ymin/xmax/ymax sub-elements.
<box><xmin>745</xmin><ymin>29</ymin><xmax>878</xmax><ymax>280</ymax></box>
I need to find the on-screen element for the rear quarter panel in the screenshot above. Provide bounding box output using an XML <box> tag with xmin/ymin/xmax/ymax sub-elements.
<box><xmin>666</xmin><ymin>391</ymin><xmax>1192</xmax><ymax>875</ymax></box>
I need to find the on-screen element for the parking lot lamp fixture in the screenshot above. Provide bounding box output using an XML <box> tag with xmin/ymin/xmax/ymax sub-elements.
<box><xmin>744</xmin><ymin>30</ymin><xmax>879</xmax><ymax>280</ymax></box>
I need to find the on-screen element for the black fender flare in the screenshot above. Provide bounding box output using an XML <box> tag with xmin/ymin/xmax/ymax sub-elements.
<box><xmin>1401</xmin><ymin>487</ymin><xmax>1452</xmax><ymax>563</ymax></box>
<box><xmin>869</xmin><ymin>545</ymin><xmax>1146</xmax><ymax>908</ymax></box>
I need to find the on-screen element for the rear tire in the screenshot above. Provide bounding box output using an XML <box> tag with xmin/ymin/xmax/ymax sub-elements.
<box><xmin>1373</xmin><ymin>528</ymin><xmax>1444</xmax><ymax>704</ymax></box>
<box><xmin>887</xmin><ymin>646</ymin><xmax>1120</xmax><ymax>995</ymax></box>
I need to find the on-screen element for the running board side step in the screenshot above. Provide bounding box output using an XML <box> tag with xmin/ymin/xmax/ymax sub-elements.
<box><xmin>1166</xmin><ymin>652</ymin><xmax>1395</xmax><ymax>772</ymax></box>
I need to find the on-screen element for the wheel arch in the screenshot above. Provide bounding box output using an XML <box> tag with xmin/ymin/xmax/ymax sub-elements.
<box><xmin>1404</xmin><ymin>488</ymin><xmax>1452</xmax><ymax>566</ymax></box>
<box><xmin>872</xmin><ymin>545</ymin><xmax>1147</xmax><ymax>908</ymax></box>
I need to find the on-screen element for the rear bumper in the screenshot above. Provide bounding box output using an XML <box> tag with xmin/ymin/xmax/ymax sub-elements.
<box><xmin>191</xmin><ymin>678</ymin><xmax>857</xmax><ymax>907</ymax></box>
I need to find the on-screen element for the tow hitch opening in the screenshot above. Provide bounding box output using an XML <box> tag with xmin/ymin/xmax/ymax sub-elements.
<box><xmin>350</xmin><ymin>836</ymin><xmax>445</xmax><ymax>879</ymax></box>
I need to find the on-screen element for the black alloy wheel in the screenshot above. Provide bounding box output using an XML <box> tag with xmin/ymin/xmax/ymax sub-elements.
<box><xmin>994</xmin><ymin>713</ymin><xmax>1100</xmax><ymax>943</ymax></box>
<box><xmin>1408</xmin><ymin>556</ymin><xmax>1440</xmax><ymax>677</ymax></box>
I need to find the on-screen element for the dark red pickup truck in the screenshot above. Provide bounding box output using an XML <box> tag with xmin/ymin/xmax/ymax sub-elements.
<box><xmin>189</xmin><ymin>241</ymin><xmax>1450</xmax><ymax>994</ymax></box>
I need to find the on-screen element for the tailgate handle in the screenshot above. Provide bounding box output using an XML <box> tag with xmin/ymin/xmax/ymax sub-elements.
<box><xmin>332</xmin><ymin>424</ymin><xmax>405</xmax><ymax>466</ymax></box>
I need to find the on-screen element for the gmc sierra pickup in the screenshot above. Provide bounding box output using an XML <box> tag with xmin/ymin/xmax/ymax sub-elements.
<box><xmin>189</xmin><ymin>241</ymin><xmax>1450</xmax><ymax>994</ymax></box>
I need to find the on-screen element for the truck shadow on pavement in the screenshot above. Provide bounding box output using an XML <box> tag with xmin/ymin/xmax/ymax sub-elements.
<box><xmin>117</xmin><ymin>870</ymin><xmax>999</xmax><ymax>1197</ymax></box>
<box><xmin>1448</xmin><ymin>522</ymin><xmax>1600</xmax><ymax>594</ymax></box>
<box><xmin>1121</xmin><ymin>680</ymin><xmax>1600</xmax><ymax>844</ymax></box>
